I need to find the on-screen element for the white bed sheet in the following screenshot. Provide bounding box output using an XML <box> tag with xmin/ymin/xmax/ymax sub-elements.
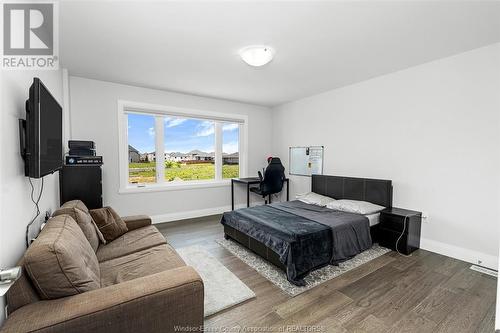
<box><xmin>366</xmin><ymin>213</ymin><xmax>380</xmax><ymax>226</ymax></box>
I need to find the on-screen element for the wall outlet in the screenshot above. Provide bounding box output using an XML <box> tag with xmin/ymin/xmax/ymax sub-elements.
<box><xmin>421</xmin><ymin>212</ymin><xmax>429</xmax><ymax>223</ymax></box>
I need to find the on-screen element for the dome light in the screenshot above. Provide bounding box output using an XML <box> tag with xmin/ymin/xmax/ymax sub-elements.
<box><xmin>239</xmin><ymin>45</ymin><xmax>275</xmax><ymax>67</ymax></box>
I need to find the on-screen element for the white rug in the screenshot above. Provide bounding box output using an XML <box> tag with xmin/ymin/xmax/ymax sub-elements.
<box><xmin>217</xmin><ymin>239</ymin><xmax>391</xmax><ymax>297</ymax></box>
<box><xmin>177</xmin><ymin>245</ymin><xmax>256</xmax><ymax>317</ymax></box>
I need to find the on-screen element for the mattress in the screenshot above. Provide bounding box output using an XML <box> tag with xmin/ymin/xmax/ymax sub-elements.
<box><xmin>366</xmin><ymin>213</ymin><xmax>380</xmax><ymax>226</ymax></box>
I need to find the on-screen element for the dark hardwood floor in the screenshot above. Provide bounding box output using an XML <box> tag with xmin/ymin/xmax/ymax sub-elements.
<box><xmin>156</xmin><ymin>215</ymin><xmax>497</xmax><ymax>333</ymax></box>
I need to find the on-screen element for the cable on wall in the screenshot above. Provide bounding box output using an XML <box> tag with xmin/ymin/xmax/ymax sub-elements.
<box><xmin>26</xmin><ymin>177</ymin><xmax>44</xmax><ymax>248</ymax></box>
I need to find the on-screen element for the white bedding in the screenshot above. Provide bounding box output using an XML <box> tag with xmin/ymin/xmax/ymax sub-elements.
<box><xmin>321</xmin><ymin>202</ymin><xmax>381</xmax><ymax>226</ymax></box>
<box><xmin>365</xmin><ymin>213</ymin><xmax>380</xmax><ymax>226</ymax></box>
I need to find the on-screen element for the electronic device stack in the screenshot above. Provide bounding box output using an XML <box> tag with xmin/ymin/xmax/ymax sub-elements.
<box><xmin>65</xmin><ymin>140</ymin><xmax>103</xmax><ymax>165</ymax></box>
<box><xmin>60</xmin><ymin>140</ymin><xmax>103</xmax><ymax>209</ymax></box>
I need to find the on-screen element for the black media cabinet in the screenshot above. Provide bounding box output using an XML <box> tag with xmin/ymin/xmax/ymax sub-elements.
<box><xmin>59</xmin><ymin>165</ymin><xmax>103</xmax><ymax>209</ymax></box>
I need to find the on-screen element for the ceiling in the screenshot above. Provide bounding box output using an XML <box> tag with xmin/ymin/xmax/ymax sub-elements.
<box><xmin>60</xmin><ymin>1</ymin><xmax>500</xmax><ymax>107</ymax></box>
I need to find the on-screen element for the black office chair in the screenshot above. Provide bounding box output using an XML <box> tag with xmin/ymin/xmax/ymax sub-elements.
<box><xmin>250</xmin><ymin>157</ymin><xmax>286</xmax><ymax>204</ymax></box>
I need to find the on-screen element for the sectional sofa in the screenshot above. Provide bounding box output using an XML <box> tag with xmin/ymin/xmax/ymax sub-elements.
<box><xmin>1</xmin><ymin>200</ymin><xmax>204</xmax><ymax>333</ymax></box>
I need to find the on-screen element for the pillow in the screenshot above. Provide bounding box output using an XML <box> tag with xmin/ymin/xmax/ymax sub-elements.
<box><xmin>296</xmin><ymin>192</ymin><xmax>335</xmax><ymax>206</ymax></box>
<box><xmin>24</xmin><ymin>215</ymin><xmax>101</xmax><ymax>299</ymax></box>
<box><xmin>326</xmin><ymin>199</ymin><xmax>385</xmax><ymax>215</ymax></box>
<box><xmin>90</xmin><ymin>207</ymin><xmax>128</xmax><ymax>242</ymax></box>
<box><xmin>53</xmin><ymin>200</ymin><xmax>102</xmax><ymax>252</ymax></box>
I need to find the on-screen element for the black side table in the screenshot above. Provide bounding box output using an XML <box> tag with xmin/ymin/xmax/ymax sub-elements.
<box><xmin>379</xmin><ymin>207</ymin><xmax>422</xmax><ymax>255</ymax></box>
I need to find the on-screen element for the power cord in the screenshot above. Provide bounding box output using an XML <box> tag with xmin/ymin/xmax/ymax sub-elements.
<box><xmin>26</xmin><ymin>177</ymin><xmax>44</xmax><ymax>248</ymax></box>
<box><xmin>395</xmin><ymin>214</ymin><xmax>414</xmax><ymax>257</ymax></box>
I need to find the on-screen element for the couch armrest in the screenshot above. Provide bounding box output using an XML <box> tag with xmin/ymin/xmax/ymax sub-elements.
<box><xmin>0</xmin><ymin>266</ymin><xmax>203</xmax><ymax>333</ymax></box>
<box><xmin>122</xmin><ymin>215</ymin><xmax>152</xmax><ymax>231</ymax></box>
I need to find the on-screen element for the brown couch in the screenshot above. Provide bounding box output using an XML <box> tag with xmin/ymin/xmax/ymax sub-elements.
<box><xmin>1</xmin><ymin>201</ymin><xmax>204</xmax><ymax>333</ymax></box>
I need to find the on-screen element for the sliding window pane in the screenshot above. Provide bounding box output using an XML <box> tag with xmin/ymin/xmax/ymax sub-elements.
<box><xmin>164</xmin><ymin>117</ymin><xmax>215</xmax><ymax>182</ymax></box>
<box><xmin>222</xmin><ymin>123</ymin><xmax>240</xmax><ymax>179</ymax></box>
<box><xmin>127</xmin><ymin>113</ymin><xmax>156</xmax><ymax>184</ymax></box>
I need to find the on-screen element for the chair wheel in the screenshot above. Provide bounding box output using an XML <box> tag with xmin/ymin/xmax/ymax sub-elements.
<box><xmin>224</xmin><ymin>234</ymin><xmax>230</xmax><ymax>240</ymax></box>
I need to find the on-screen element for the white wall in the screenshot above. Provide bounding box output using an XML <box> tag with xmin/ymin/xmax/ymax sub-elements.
<box><xmin>0</xmin><ymin>70</ymin><xmax>64</xmax><ymax>325</ymax></box>
<box><xmin>69</xmin><ymin>77</ymin><xmax>272</xmax><ymax>220</ymax></box>
<box><xmin>272</xmin><ymin>43</ymin><xmax>500</xmax><ymax>269</ymax></box>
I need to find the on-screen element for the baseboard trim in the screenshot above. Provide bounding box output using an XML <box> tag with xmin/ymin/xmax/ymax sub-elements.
<box><xmin>420</xmin><ymin>237</ymin><xmax>498</xmax><ymax>270</ymax></box>
<box><xmin>151</xmin><ymin>204</ymin><xmax>247</xmax><ymax>224</ymax></box>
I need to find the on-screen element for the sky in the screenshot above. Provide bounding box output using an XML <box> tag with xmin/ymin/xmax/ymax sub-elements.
<box><xmin>127</xmin><ymin>113</ymin><xmax>239</xmax><ymax>154</ymax></box>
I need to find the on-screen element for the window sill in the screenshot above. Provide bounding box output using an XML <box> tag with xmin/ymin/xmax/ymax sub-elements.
<box><xmin>119</xmin><ymin>179</ymin><xmax>232</xmax><ymax>194</ymax></box>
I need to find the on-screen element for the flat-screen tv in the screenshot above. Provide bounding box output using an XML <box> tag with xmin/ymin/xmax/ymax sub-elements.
<box><xmin>19</xmin><ymin>77</ymin><xmax>63</xmax><ymax>178</ymax></box>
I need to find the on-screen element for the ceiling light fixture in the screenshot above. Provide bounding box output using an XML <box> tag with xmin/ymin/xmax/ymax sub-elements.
<box><xmin>239</xmin><ymin>45</ymin><xmax>275</xmax><ymax>67</ymax></box>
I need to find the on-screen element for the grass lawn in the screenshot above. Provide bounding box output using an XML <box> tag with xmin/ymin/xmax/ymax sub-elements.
<box><xmin>129</xmin><ymin>162</ymin><xmax>239</xmax><ymax>183</ymax></box>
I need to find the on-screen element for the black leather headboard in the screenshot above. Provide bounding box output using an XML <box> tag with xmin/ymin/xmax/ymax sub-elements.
<box><xmin>311</xmin><ymin>175</ymin><xmax>393</xmax><ymax>208</ymax></box>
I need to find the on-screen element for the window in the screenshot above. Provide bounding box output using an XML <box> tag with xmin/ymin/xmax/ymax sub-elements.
<box><xmin>164</xmin><ymin>117</ymin><xmax>215</xmax><ymax>182</ymax></box>
<box><xmin>127</xmin><ymin>113</ymin><xmax>156</xmax><ymax>184</ymax></box>
<box><xmin>119</xmin><ymin>101</ymin><xmax>247</xmax><ymax>192</ymax></box>
<box><xmin>222</xmin><ymin>122</ymin><xmax>239</xmax><ymax>179</ymax></box>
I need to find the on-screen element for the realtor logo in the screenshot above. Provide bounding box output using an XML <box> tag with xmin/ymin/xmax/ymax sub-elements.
<box><xmin>2</xmin><ymin>2</ymin><xmax>59</xmax><ymax>69</ymax></box>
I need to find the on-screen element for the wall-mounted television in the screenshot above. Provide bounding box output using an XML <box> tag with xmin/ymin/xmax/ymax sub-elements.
<box><xmin>19</xmin><ymin>77</ymin><xmax>63</xmax><ymax>178</ymax></box>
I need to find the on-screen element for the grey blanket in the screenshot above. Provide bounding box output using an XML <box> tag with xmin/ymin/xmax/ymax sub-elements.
<box><xmin>220</xmin><ymin>200</ymin><xmax>372</xmax><ymax>286</ymax></box>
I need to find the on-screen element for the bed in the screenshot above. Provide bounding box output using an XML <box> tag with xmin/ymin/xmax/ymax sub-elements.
<box><xmin>221</xmin><ymin>175</ymin><xmax>393</xmax><ymax>286</ymax></box>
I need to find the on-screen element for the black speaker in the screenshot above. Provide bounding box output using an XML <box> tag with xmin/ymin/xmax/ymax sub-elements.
<box><xmin>59</xmin><ymin>165</ymin><xmax>102</xmax><ymax>209</ymax></box>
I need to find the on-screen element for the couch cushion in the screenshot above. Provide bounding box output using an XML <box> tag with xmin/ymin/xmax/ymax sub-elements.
<box><xmin>96</xmin><ymin>225</ymin><xmax>167</xmax><ymax>262</ymax></box>
<box><xmin>99</xmin><ymin>244</ymin><xmax>185</xmax><ymax>287</ymax></box>
<box><xmin>53</xmin><ymin>200</ymin><xmax>101</xmax><ymax>252</ymax></box>
<box><xmin>90</xmin><ymin>207</ymin><xmax>128</xmax><ymax>243</ymax></box>
<box><xmin>122</xmin><ymin>215</ymin><xmax>152</xmax><ymax>231</ymax></box>
<box><xmin>24</xmin><ymin>215</ymin><xmax>101</xmax><ymax>299</ymax></box>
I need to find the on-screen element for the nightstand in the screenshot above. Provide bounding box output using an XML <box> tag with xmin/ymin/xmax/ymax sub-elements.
<box><xmin>379</xmin><ymin>207</ymin><xmax>422</xmax><ymax>255</ymax></box>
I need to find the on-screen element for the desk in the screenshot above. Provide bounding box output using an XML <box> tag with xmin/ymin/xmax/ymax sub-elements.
<box><xmin>231</xmin><ymin>177</ymin><xmax>289</xmax><ymax>210</ymax></box>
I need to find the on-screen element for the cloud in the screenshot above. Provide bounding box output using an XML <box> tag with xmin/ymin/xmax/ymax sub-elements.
<box><xmin>223</xmin><ymin>141</ymin><xmax>239</xmax><ymax>154</ymax></box>
<box><xmin>223</xmin><ymin>123</ymin><xmax>239</xmax><ymax>132</ymax></box>
<box><xmin>195</xmin><ymin>122</ymin><xmax>239</xmax><ymax>136</ymax></box>
<box><xmin>196</xmin><ymin>121</ymin><xmax>215</xmax><ymax>137</ymax></box>
<box><xmin>165</xmin><ymin>117</ymin><xmax>187</xmax><ymax>128</ymax></box>
<box><xmin>148</xmin><ymin>127</ymin><xmax>155</xmax><ymax>137</ymax></box>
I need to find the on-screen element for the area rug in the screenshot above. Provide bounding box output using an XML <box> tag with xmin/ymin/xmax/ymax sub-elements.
<box><xmin>217</xmin><ymin>239</ymin><xmax>391</xmax><ymax>297</ymax></box>
<box><xmin>177</xmin><ymin>245</ymin><xmax>256</xmax><ymax>317</ymax></box>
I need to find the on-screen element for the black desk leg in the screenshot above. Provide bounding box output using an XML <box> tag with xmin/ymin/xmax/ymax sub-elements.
<box><xmin>286</xmin><ymin>180</ymin><xmax>289</xmax><ymax>201</ymax></box>
<box><xmin>247</xmin><ymin>184</ymin><xmax>250</xmax><ymax>207</ymax></box>
<box><xmin>231</xmin><ymin>179</ymin><xmax>234</xmax><ymax>211</ymax></box>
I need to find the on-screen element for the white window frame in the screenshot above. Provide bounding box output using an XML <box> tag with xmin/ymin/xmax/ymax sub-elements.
<box><xmin>117</xmin><ymin>100</ymin><xmax>248</xmax><ymax>193</ymax></box>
